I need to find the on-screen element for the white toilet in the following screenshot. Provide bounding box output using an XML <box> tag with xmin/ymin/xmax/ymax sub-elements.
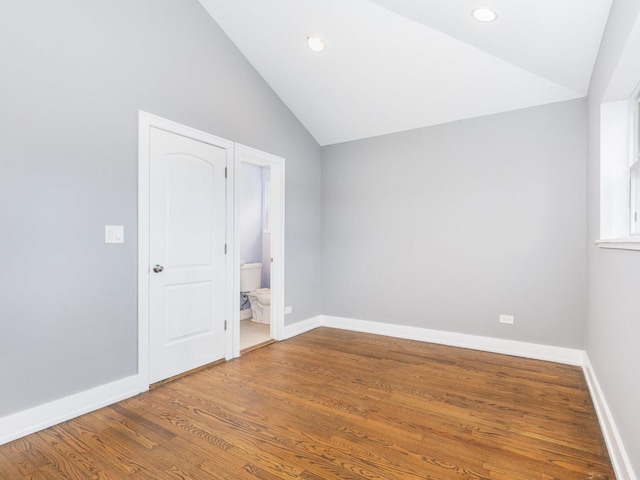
<box><xmin>240</xmin><ymin>262</ymin><xmax>271</xmax><ymax>324</ymax></box>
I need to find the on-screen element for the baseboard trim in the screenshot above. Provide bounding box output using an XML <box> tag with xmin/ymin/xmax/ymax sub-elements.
<box><xmin>282</xmin><ymin>316</ymin><xmax>322</xmax><ymax>340</ymax></box>
<box><xmin>320</xmin><ymin>315</ymin><xmax>584</xmax><ymax>365</ymax></box>
<box><xmin>0</xmin><ymin>312</ymin><xmax>318</xmax><ymax>446</ymax></box>
<box><xmin>0</xmin><ymin>375</ymin><xmax>143</xmax><ymax>446</ymax></box>
<box><xmin>583</xmin><ymin>353</ymin><xmax>637</xmax><ymax>480</ymax></box>
<box><xmin>3</xmin><ymin>315</ymin><xmax>633</xmax><ymax>480</ymax></box>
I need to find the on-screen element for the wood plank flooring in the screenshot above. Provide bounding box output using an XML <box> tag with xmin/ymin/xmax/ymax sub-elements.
<box><xmin>0</xmin><ymin>328</ymin><xmax>615</xmax><ymax>479</ymax></box>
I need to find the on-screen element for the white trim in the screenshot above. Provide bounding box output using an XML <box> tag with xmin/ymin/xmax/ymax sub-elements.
<box><xmin>225</xmin><ymin>137</ymin><xmax>237</xmax><ymax>362</ymax></box>
<box><xmin>319</xmin><ymin>315</ymin><xmax>584</xmax><ymax>365</ymax></box>
<box><xmin>138</xmin><ymin>114</ymin><xmax>151</xmax><ymax>392</ymax></box>
<box><xmin>3</xmin><ymin>314</ymin><xmax>634</xmax><ymax>478</ymax></box>
<box><xmin>596</xmin><ymin>238</ymin><xmax>640</xmax><ymax>250</ymax></box>
<box><xmin>138</xmin><ymin>111</ymin><xmax>235</xmax><ymax>387</ymax></box>
<box><xmin>583</xmin><ymin>353</ymin><xmax>638</xmax><ymax>480</ymax></box>
<box><xmin>233</xmin><ymin>144</ymin><xmax>285</xmax><ymax>358</ymax></box>
<box><xmin>282</xmin><ymin>316</ymin><xmax>322</xmax><ymax>340</ymax></box>
<box><xmin>0</xmin><ymin>375</ymin><xmax>141</xmax><ymax>446</ymax></box>
<box><xmin>282</xmin><ymin>317</ymin><xmax>635</xmax><ymax>477</ymax></box>
<box><xmin>600</xmin><ymin>11</ymin><xmax>640</xmax><ymax>245</ymax></box>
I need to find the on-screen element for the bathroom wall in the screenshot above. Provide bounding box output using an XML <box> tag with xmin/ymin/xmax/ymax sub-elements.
<box><xmin>239</xmin><ymin>162</ymin><xmax>271</xmax><ymax>298</ymax></box>
<box><xmin>239</xmin><ymin>162</ymin><xmax>264</xmax><ymax>264</ymax></box>
<box><xmin>262</xmin><ymin>167</ymin><xmax>272</xmax><ymax>288</ymax></box>
<box><xmin>0</xmin><ymin>0</ymin><xmax>322</xmax><ymax>417</ymax></box>
<box><xmin>586</xmin><ymin>0</ymin><xmax>640</xmax><ymax>474</ymax></box>
<box><xmin>322</xmin><ymin>99</ymin><xmax>587</xmax><ymax>348</ymax></box>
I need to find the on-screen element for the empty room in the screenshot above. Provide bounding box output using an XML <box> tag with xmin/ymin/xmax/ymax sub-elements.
<box><xmin>1</xmin><ymin>1</ymin><xmax>639</xmax><ymax>479</ymax></box>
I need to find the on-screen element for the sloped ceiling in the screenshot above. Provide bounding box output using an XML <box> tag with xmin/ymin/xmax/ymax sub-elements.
<box><xmin>198</xmin><ymin>0</ymin><xmax>612</xmax><ymax>146</ymax></box>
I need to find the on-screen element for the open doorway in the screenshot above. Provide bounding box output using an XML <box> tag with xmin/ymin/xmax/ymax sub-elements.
<box><xmin>233</xmin><ymin>145</ymin><xmax>284</xmax><ymax>356</ymax></box>
<box><xmin>238</xmin><ymin>162</ymin><xmax>272</xmax><ymax>350</ymax></box>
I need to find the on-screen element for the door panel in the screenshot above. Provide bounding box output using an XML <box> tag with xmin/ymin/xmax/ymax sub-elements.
<box><xmin>149</xmin><ymin>127</ymin><xmax>227</xmax><ymax>383</ymax></box>
<box><xmin>165</xmin><ymin>282</ymin><xmax>213</xmax><ymax>342</ymax></box>
<box><xmin>166</xmin><ymin>155</ymin><xmax>216</xmax><ymax>266</ymax></box>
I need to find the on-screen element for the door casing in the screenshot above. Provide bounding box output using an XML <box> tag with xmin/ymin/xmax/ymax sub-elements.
<box><xmin>138</xmin><ymin>111</ymin><xmax>285</xmax><ymax>389</ymax></box>
<box><xmin>232</xmin><ymin>144</ymin><xmax>285</xmax><ymax>357</ymax></box>
<box><xmin>138</xmin><ymin>112</ymin><xmax>234</xmax><ymax>390</ymax></box>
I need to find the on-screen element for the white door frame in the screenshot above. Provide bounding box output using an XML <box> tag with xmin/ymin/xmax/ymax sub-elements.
<box><xmin>232</xmin><ymin>144</ymin><xmax>285</xmax><ymax>358</ymax></box>
<box><xmin>138</xmin><ymin>111</ymin><xmax>235</xmax><ymax>390</ymax></box>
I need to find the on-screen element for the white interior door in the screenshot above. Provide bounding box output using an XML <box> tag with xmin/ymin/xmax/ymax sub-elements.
<box><xmin>149</xmin><ymin>127</ymin><xmax>227</xmax><ymax>383</ymax></box>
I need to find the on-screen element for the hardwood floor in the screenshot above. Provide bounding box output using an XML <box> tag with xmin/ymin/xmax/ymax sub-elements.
<box><xmin>0</xmin><ymin>328</ymin><xmax>615</xmax><ymax>479</ymax></box>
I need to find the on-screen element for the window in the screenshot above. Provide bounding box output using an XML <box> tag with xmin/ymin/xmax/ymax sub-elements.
<box><xmin>598</xmin><ymin>87</ymin><xmax>640</xmax><ymax>250</ymax></box>
<box><xmin>597</xmin><ymin>22</ymin><xmax>640</xmax><ymax>251</ymax></box>
<box><xmin>597</xmin><ymin>10</ymin><xmax>640</xmax><ymax>249</ymax></box>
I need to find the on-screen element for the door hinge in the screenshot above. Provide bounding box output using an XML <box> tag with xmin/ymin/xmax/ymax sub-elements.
<box><xmin>224</xmin><ymin>320</ymin><xmax>227</xmax><ymax>331</ymax></box>
<box><xmin>224</xmin><ymin>243</ymin><xmax>227</xmax><ymax>254</ymax></box>
<box><xmin>225</xmin><ymin>166</ymin><xmax>228</xmax><ymax>178</ymax></box>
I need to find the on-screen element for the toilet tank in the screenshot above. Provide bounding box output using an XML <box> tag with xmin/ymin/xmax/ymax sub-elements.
<box><xmin>240</xmin><ymin>263</ymin><xmax>262</xmax><ymax>292</ymax></box>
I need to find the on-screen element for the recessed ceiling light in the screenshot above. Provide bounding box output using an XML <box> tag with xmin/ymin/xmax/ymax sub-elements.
<box><xmin>472</xmin><ymin>8</ymin><xmax>497</xmax><ymax>22</ymax></box>
<box><xmin>306</xmin><ymin>35</ymin><xmax>326</xmax><ymax>53</ymax></box>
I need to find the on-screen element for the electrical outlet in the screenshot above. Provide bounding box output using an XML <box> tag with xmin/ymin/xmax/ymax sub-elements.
<box><xmin>499</xmin><ymin>314</ymin><xmax>514</xmax><ymax>325</ymax></box>
<box><xmin>284</xmin><ymin>306</ymin><xmax>293</xmax><ymax>314</ymax></box>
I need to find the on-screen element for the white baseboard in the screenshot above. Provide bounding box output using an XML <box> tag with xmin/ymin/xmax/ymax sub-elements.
<box><xmin>320</xmin><ymin>315</ymin><xmax>584</xmax><ymax>365</ymax></box>
<box><xmin>583</xmin><ymin>353</ymin><xmax>637</xmax><ymax>480</ymax></box>
<box><xmin>3</xmin><ymin>315</ymin><xmax>633</xmax><ymax>480</ymax></box>
<box><xmin>240</xmin><ymin>309</ymin><xmax>252</xmax><ymax>321</ymax></box>
<box><xmin>286</xmin><ymin>315</ymin><xmax>633</xmax><ymax>477</ymax></box>
<box><xmin>282</xmin><ymin>315</ymin><xmax>322</xmax><ymax>340</ymax></box>
<box><xmin>0</xmin><ymin>313</ymin><xmax>318</xmax><ymax>445</ymax></box>
<box><xmin>0</xmin><ymin>375</ymin><xmax>143</xmax><ymax>446</ymax></box>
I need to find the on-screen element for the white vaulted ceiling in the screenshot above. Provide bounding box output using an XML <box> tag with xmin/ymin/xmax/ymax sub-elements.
<box><xmin>198</xmin><ymin>0</ymin><xmax>612</xmax><ymax>146</ymax></box>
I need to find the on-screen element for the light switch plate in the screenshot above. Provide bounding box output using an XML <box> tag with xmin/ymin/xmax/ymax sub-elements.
<box><xmin>105</xmin><ymin>225</ymin><xmax>124</xmax><ymax>244</ymax></box>
<box><xmin>499</xmin><ymin>314</ymin><xmax>514</xmax><ymax>325</ymax></box>
<box><xmin>284</xmin><ymin>306</ymin><xmax>293</xmax><ymax>314</ymax></box>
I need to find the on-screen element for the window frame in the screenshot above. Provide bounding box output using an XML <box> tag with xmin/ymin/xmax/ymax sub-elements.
<box><xmin>597</xmin><ymin>87</ymin><xmax>640</xmax><ymax>250</ymax></box>
<box><xmin>630</xmin><ymin>93</ymin><xmax>640</xmax><ymax>236</ymax></box>
<box><xmin>596</xmin><ymin>13</ymin><xmax>640</xmax><ymax>250</ymax></box>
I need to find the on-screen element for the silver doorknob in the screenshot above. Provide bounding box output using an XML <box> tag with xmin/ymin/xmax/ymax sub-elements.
<box><xmin>153</xmin><ymin>264</ymin><xmax>164</xmax><ymax>273</ymax></box>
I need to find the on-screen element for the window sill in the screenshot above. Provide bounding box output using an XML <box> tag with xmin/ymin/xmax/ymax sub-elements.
<box><xmin>596</xmin><ymin>238</ymin><xmax>640</xmax><ymax>250</ymax></box>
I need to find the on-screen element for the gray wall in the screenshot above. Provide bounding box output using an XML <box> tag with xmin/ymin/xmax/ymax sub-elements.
<box><xmin>586</xmin><ymin>0</ymin><xmax>640</xmax><ymax>474</ymax></box>
<box><xmin>0</xmin><ymin>0</ymin><xmax>321</xmax><ymax>417</ymax></box>
<box><xmin>322</xmin><ymin>99</ymin><xmax>587</xmax><ymax>348</ymax></box>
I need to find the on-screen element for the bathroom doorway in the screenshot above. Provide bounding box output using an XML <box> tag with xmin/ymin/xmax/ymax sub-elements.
<box><xmin>233</xmin><ymin>145</ymin><xmax>284</xmax><ymax>356</ymax></box>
